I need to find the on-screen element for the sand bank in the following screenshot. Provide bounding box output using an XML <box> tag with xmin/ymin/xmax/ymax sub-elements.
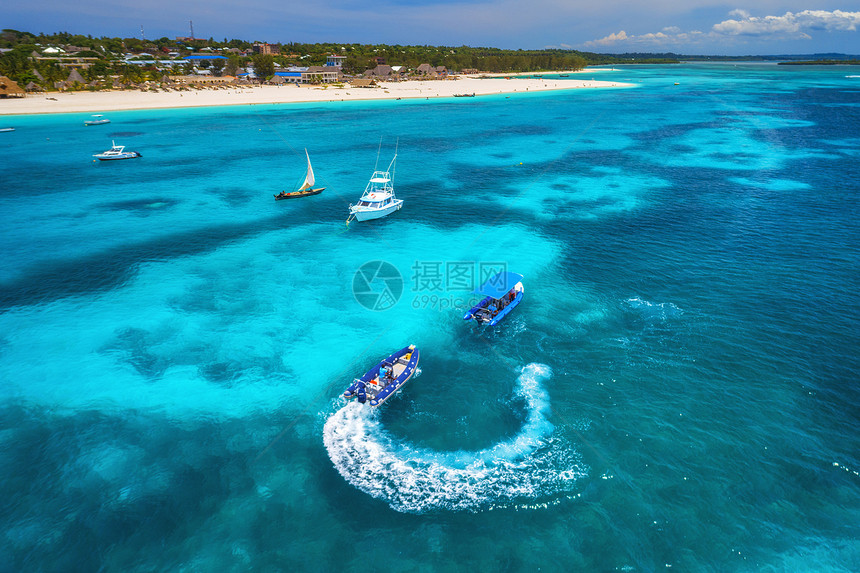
<box><xmin>0</xmin><ymin>73</ymin><xmax>632</xmax><ymax>116</ymax></box>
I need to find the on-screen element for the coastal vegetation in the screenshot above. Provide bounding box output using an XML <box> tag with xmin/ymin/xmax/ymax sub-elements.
<box><xmin>0</xmin><ymin>28</ymin><xmax>664</xmax><ymax>91</ymax></box>
<box><xmin>778</xmin><ymin>59</ymin><xmax>860</xmax><ymax>65</ymax></box>
<box><xmin>2</xmin><ymin>28</ymin><xmax>855</xmax><ymax>92</ymax></box>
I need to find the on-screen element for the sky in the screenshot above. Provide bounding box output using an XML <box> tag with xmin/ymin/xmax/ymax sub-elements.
<box><xmin>3</xmin><ymin>2</ymin><xmax>860</xmax><ymax>55</ymax></box>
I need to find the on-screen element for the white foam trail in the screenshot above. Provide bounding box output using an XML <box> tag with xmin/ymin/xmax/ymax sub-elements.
<box><xmin>625</xmin><ymin>296</ymin><xmax>683</xmax><ymax>320</ymax></box>
<box><xmin>322</xmin><ymin>363</ymin><xmax>586</xmax><ymax>513</ymax></box>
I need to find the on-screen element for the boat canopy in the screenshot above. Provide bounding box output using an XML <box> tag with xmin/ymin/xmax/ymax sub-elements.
<box><xmin>362</xmin><ymin>192</ymin><xmax>392</xmax><ymax>202</ymax></box>
<box><xmin>474</xmin><ymin>271</ymin><xmax>524</xmax><ymax>298</ymax></box>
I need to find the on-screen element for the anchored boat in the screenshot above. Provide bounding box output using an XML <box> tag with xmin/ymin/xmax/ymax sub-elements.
<box><xmin>93</xmin><ymin>141</ymin><xmax>141</xmax><ymax>161</ymax></box>
<box><xmin>463</xmin><ymin>271</ymin><xmax>524</xmax><ymax>326</ymax></box>
<box><xmin>342</xmin><ymin>345</ymin><xmax>420</xmax><ymax>407</ymax></box>
<box><xmin>84</xmin><ymin>114</ymin><xmax>110</xmax><ymax>126</ymax></box>
<box><xmin>346</xmin><ymin>142</ymin><xmax>402</xmax><ymax>223</ymax></box>
<box><xmin>274</xmin><ymin>149</ymin><xmax>326</xmax><ymax>200</ymax></box>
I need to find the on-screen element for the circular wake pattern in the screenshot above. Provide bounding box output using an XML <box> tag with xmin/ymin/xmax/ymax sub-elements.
<box><xmin>323</xmin><ymin>363</ymin><xmax>587</xmax><ymax>513</ymax></box>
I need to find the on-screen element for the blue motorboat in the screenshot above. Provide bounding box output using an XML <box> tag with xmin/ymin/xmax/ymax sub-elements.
<box><xmin>463</xmin><ymin>271</ymin><xmax>524</xmax><ymax>326</ymax></box>
<box><xmin>342</xmin><ymin>345</ymin><xmax>420</xmax><ymax>407</ymax></box>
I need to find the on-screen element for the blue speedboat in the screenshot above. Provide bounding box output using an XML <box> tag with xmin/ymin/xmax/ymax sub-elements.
<box><xmin>463</xmin><ymin>271</ymin><xmax>524</xmax><ymax>326</ymax></box>
<box><xmin>342</xmin><ymin>345</ymin><xmax>420</xmax><ymax>407</ymax></box>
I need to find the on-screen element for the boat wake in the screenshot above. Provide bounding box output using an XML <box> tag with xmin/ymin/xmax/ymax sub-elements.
<box><xmin>322</xmin><ymin>363</ymin><xmax>586</xmax><ymax>513</ymax></box>
<box><xmin>625</xmin><ymin>296</ymin><xmax>683</xmax><ymax>320</ymax></box>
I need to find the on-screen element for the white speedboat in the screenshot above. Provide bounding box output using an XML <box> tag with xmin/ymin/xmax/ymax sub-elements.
<box><xmin>93</xmin><ymin>141</ymin><xmax>141</xmax><ymax>161</ymax></box>
<box><xmin>84</xmin><ymin>114</ymin><xmax>110</xmax><ymax>126</ymax></box>
<box><xmin>347</xmin><ymin>142</ymin><xmax>402</xmax><ymax>223</ymax></box>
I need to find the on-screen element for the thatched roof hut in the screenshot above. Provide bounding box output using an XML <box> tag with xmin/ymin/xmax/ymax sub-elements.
<box><xmin>0</xmin><ymin>75</ymin><xmax>25</xmax><ymax>98</ymax></box>
<box><xmin>67</xmin><ymin>69</ymin><xmax>85</xmax><ymax>84</ymax></box>
<box><xmin>366</xmin><ymin>64</ymin><xmax>393</xmax><ymax>78</ymax></box>
<box><xmin>416</xmin><ymin>63</ymin><xmax>434</xmax><ymax>76</ymax></box>
<box><xmin>25</xmin><ymin>81</ymin><xmax>42</xmax><ymax>92</ymax></box>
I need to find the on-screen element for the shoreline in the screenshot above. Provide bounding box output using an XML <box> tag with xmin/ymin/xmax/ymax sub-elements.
<box><xmin>0</xmin><ymin>71</ymin><xmax>632</xmax><ymax>117</ymax></box>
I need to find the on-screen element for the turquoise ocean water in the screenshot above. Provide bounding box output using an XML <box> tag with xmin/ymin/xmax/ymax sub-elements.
<box><xmin>1</xmin><ymin>63</ymin><xmax>858</xmax><ymax>571</ymax></box>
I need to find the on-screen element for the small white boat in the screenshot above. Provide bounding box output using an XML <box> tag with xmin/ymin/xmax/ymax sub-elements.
<box><xmin>347</xmin><ymin>142</ymin><xmax>402</xmax><ymax>223</ymax></box>
<box><xmin>84</xmin><ymin>114</ymin><xmax>110</xmax><ymax>126</ymax></box>
<box><xmin>93</xmin><ymin>141</ymin><xmax>141</xmax><ymax>161</ymax></box>
<box><xmin>0</xmin><ymin>127</ymin><xmax>14</xmax><ymax>132</ymax></box>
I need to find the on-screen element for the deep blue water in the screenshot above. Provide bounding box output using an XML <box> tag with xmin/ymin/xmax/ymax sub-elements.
<box><xmin>1</xmin><ymin>63</ymin><xmax>859</xmax><ymax>571</ymax></box>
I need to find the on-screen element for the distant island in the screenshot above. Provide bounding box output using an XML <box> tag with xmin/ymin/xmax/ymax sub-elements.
<box><xmin>778</xmin><ymin>60</ymin><xmax>860</xmax><ymax>65</ymax></box>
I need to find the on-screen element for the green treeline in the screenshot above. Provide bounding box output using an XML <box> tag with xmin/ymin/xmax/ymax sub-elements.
<box><xmin>778</xmin><ymin>60</ymin><xmax>860</xmax><ymax>65</ymax></box>
<box><xmin>0</xmin><ymin>28</ymin><xmax>681</xmax><ymax>90</ymax></box>
<box><xmin>298</xmin><ymin>44</ymin><xmax>591</xmax><ymax>74</ymax></box>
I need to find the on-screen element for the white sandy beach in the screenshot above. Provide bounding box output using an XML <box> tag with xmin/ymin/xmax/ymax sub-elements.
<box><xmin>0</xmin><ymin>72</ymin><xmax>631</xmax><ymax>116</ymax></box>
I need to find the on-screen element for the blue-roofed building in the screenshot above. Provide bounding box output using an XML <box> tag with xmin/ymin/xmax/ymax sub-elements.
<box><xmin>267</xmin><ymin>66</ymin><xmax>340</xmax><ymax>84</ymax></box>
<box><xmin>184</xmin><ymin>55</ymin><xmax>228</xmax><ymax>61</ymax></box>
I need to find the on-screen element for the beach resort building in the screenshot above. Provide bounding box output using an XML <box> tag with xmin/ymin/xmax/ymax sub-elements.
<box><xmin>269</xmin><ymin>66</ymin><xmax>340</xmax><ymax>84</ymax></box>
<box><xmin>254</xmin><ymin>43</ymin><xmax>280</xmax><ymax>55</ymax></box>
<box><xmin>414</xmin><ymin>63</ymin><xmax>449</xmax><ymax>78</ymax></box>
<box><xmin>184</xmin><ymin>55</ymin><xmax>228</xmax><ymax>63</ymax></box>
<box><xmin>326</xmin><ymin>54</ymin><xmax>346</xmax><ymax>68</ymax></box>
<box><xmin>0</xmin><ymin>75</ymin><xmax>25</xmax><ymax>98</ymax></box>
<box><xmin>365</xmin><ymin>64</ymin><xmax>400</xmax><ymax>80</ymax></box>
<box><xmin>168</xmin><ymin>75</ymin><xmax>237</xmax><ymax>87</ymax></box>
<box><xmin>34</xmin><ymin>48</ymin><xmax>100</xmax><ymax>69</ymax></box>
<box><xmin>349</xmin><ymin>78</ymin><xmax>377</xmax><ymax>88</ymax></box>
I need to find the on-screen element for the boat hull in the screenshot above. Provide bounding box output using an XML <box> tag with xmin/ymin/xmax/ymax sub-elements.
<box><xmin>274</xmin><ymin>187</ymin><xmax>325</xmax><ymax>200</ymax></box>
<box><xmin>342</xmin><ymin>345</ymin><xmax>420</xmax><ymax>407</ymax></box>
<box><xmin>350</xmin><ymin>200</ymin><xmax>402</xmax><ymax>221</ymax></box>
<box><xmin>94</xmin><ymin>152</ymin><xmax>141</xmax><ymax>161</ymax></box>
<box><xmin>464</xmin><ymin>282</ymin><xmax>524</xmax><ymax>326</ymax></box>
<box><xmin>84</xmin><ymin>120</ymin><xmax>110</xmax><ymax>126</ymax></box>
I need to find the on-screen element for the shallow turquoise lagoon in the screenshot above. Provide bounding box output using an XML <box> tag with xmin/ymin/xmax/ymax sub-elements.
<box><xmin>1</xmin><ymin>63</ymin><xmax>858</xmax><ymax>571</ymax></box>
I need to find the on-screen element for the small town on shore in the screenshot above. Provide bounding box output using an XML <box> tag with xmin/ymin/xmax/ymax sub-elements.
<box><xmin>3</xmin><ymin>28</ymin><xmax>852</xmax><ymax>108</ymax></box>
<box><xmin>1</xmin><ymin>27</ymin><xmax>625</xmax><ymax>97</ymax></box>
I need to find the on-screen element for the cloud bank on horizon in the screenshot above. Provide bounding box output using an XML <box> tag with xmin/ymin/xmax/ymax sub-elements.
<box><xmin>582</xmin><ymin>9</ymin><xmax>860</xmax><ymax>52</ymax></box>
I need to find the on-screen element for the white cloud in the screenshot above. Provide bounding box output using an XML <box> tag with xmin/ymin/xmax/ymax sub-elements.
<box><xmin>581</xmin><ymin>9</ymin><xmax>860</xmax><ymax>49</ymax></box>
<box><xmin>713</xmin><ymin>10</ymin><xmax>860</xmax><ymax>38</ymax></box>
<box><xmin>583</xmin><ymin>30</ymin><xmax>629</xmax><ymax>47</ymax></box>
<box><xmin>582</xmin><ymin>27</ymin><xmax>702</xmax><ymax>49</ymax></box>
